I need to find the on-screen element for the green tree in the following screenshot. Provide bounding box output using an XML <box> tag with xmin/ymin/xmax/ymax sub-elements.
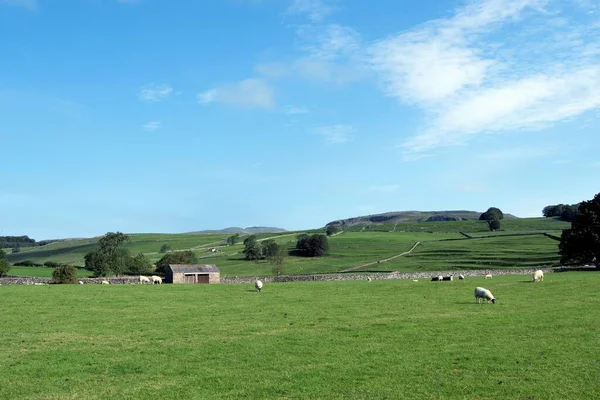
<box><xmin>559</xmin><ymin>192</ymin><xmax>600</xmax><ymax>268</ymax></box>
<box><xmin>52</xmin><ymin>265</ymin><xmax>77</xmax><ymax>284</ymax></box>
<box><xmin>226</xmin><ymin>234</ymin><xmax>240</xmax><ymax>246</ymax></box>
<box><xmin>155</xmin><ymin>250</ymin><xmax>199</xmax><ymax>275</ymax></box>
<box><xmin>296</xmin><ymin>234</ymin><xmax>329</xmax><ymax>257</ymax></box>
<box><xmin>84</xmin><ymin>232</ymin><xmax>131</xmax><ymax>277</ymax></box>
<box><xmin>326</xmin><ymin>225</ymin><xmax>340</xmax><ymax>236</ymax></box>
<box><xmin>0</xmin><ymin>250</ymin><xmax>10</xmax><ymax>277</ymax></box>
<box><xmin>479</xmin><ymin>207</ymin><xmax>504</xmax><ymax>221</ymax></box>
<box><xmin>128</xmin><ymin>253</ymin><xmax>154</xmax><ymax>274</ymax></box>
<box><xmin>159</xmin><ymin>244</ymin><xmax>171</xmax><ymax>253</ymax></box>
<box><xmin>262</xmin><ymin>239</ymin><xmax>280</xmax><ymax>259</ymax></box>
<box><xmin>243</xmin><ymin>235</ymin><xmax>264</xmax><ymax>261</ymax></box>
<box><xmin>268</xmin><ymin>244</ymin><xmax>287</xmax><ymax>278</ymax></box>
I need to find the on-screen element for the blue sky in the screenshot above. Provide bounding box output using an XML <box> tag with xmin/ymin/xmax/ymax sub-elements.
<box><xmin>1</xmin><ymin>0</ymin><xmax>599</xmax><ymax>239</ymax></box>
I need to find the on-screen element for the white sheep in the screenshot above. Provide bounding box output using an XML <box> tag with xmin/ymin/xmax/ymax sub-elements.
<box><xmin>255</xmin><ymin>280</ymin><xmax>263</xmax><ymax>292</ymax></box>
<box><xmin>458</xmin><ymin>274</ymin><xmax>465</xmax><ymax>281</ymax></box>
<box><xmin>101</xmin><ymin>280</ymin><xmax>110</xmax><ymax>285</ymax></box>
<box><xmin>474</xmin><ymin>287</ymin><xmax>496</xmax><ymax>304</ymax></box>
<box><xmin>438</xmin><ymin>275</ymin><xmax>443</xmax><ymax>281</ymax></box>
<box><xmin>78</xmin><ymin>281</ymin><xmax>84</xmax><ymax>285</ymax></box>
<box><xmin>533</xmin><ymin>270</ymin><xmax>544</xmax><ymax>282</ymax></box>
<box><xmin>367</xmin><ymin>276</ymin><xmax>372</xmax><ymax>282</ymax></box>
<box><xmin>485</xmin><ymin>274</ymin><xmax>493</xmax><ymax>279</ymax></box>
<box><xmin>139</xmin><ymin>275</ymin><xmax>151</xmax><ymax>284</ymax></box>
<box><xmin>150</xmin><ymin>275</ymin><xmax>162</xmax><ymax>284</ymax></box>
<box><xmin>412</xmin><ymin>279</ymin><xmax>419</xmax><ymax>282</ymax></box>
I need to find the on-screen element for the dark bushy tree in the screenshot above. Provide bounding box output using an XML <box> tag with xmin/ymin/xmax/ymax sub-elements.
<box><xmin>159</xmin><ymin>244</ymin><xmax>171</xmax><ymax>253</ymax></box>
<box><xmin>52</xmin><ymin>265</ymin><xmax>77</xmax><ymax>284</ymax></box>
<box><xmin>243</xmin><ymin>235</ymin><xmax>263</xmax><ymax>261</ymax></box>
<box><xmin>559</xmin><ymin>192</ymin><xmax>600</xmax><ymax>268</ymax></box>
<box><xmin>296</xmin><ymin>234</ymin><xmax>329</xmax><ymax>257</ymax></box>
<box><xmin>543</xmin><ymin>204</ymin><xmax>579</xmax><ymax>222</ymax></box>
<box><xmin>479</xmin><ymin>207</ymin><xmax>504</xmax><ymax>221</ymax></box>
<box><xmin>155</xmin><ymin>250</ymin><xmax>198</xmax><ymax>275</ymax></box>
<box><xmin>488</xmin><ymin>219</ymin><xmax>501</xmax><ymax>231</ymax></box>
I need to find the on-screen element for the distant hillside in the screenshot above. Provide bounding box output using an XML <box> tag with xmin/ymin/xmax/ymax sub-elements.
<box><xmin>326</xmin><ymin>210</ymin><xmax>518</xmax><ymax>226</ymax></box>
<box><xmin>187</xmin><ymin>226</ymin><xmax>287</xmax><ymax>234</ymax></box>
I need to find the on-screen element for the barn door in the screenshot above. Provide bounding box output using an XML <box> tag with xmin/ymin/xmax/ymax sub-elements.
<box><xmin>197</xmin><ymin>274</ymin><xmax>210</xmax><ymax>283</ymax></box>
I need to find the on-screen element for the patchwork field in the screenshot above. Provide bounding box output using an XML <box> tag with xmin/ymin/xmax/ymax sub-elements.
<box><xmin>1</xmin><ymin>272</ymin><xmax>599</xmax><ymax>399</ymax></box>
<box><xmin>5</xmin><ymin>218</ymin><xmax>569</xmax><ymax>278</ymax></box>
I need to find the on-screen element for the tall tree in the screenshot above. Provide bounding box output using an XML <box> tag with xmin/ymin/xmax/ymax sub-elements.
<box><xmin>479</xmin><ymin>207</ymin><xmax>504</xmax><ymax>221</ymax></box>
<box><xmin>84</xmin><ymin>232</ymin><xmax>131</xmax><ymax>277</ymax></box>
<box><xmin>128</xmin><ymin>253</ymin><xmax>154</xmax><ymax>275</ymax></box>
<box><xmin>226</xmin><ymin>234</ymin><xmax>240</xmax><ymax>245</ymax></box>
<box><xmin>559</xmin><ymin>192</ymin><xmax>600</xmax><ymax>268</ymax></box>
<box><xmin>268</xmin><ymin>245</ymin><xmax>287</xmax><ymax>278</ymax></box>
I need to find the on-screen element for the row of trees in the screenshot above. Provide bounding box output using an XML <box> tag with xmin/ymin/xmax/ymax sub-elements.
<box><xmin>543</xmin><ymin>203</ymin><xmax>579</xmax><ymax>222</ymax></box>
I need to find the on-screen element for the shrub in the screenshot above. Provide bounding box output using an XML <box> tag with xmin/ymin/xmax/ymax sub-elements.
<box><xmin>44</xmin><ymin>261</ymin><xmax>61</xmax><ymax>268</ymax></box>
<box><xmin>0</xmin><ymin>259</ymin><xmax>10</xmax><ymax>277</ymax></box>
<box><xmin>14</xmin><ymin>260</ymin><xmax>43</xmax><ymax>267</ymax></box>
<box><xmin>155</xmin><ymin>250</ymin><xmax>198</xmax><ymax>275</ymax></box>
<box><xmin>52</xmin><ymin>265</ymin><xmax>77</xmax><ymax>284</ymax></box>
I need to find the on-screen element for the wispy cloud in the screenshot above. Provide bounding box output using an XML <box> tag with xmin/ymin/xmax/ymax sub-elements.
<box><xmin>197</xmin><ymin>79</ymin><xmax>275</xmax><ymax>109</ymax></box>
<box><xmin>314</xmin><ymin>124</ymin><xmax>354</xmax><ymax>144</ymax></box>
<box><xmin>143</xmin><ymin>121</ymin><xmax>161</xmax><ymax>131</ymax></box>
<box><xmin>285</xmin><ymin>0</ymin><xmax>334</xmax><ymax>23</ymax></box>
<box><xmin>1</xmin><ymin>0</ymin><xmax>37</xmax><ymax>11</ymax></box>
<box><xmin>284</xmin><ymin>105</ymin><xmax>310</xmax><ymax>115</ymax></box>
<box><xmin>368</xmin><ymin>0</ymin><xmax>600</xmax><ymax>154</ymax></box>
<box><xmin>139</xmin><ymin>84</ymin><xmax>173</xmax><ymax>102</ymax></box>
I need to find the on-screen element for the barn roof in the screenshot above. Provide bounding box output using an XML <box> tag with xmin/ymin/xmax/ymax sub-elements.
<box><xmin>168</xmin><ymin>264</ymin><xmax>220</xmax><ymax>273</ymax></box>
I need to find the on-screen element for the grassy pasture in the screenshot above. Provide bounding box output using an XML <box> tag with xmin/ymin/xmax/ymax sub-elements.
<box><xmin>1</xmin><ymin>272</ymin><xmax>599</xmax><ymax>399</ymax></box>
<box><xmin>7</xmin><ymin>266</ymin><xmax>94</xmax><ymax>278</ymax></box>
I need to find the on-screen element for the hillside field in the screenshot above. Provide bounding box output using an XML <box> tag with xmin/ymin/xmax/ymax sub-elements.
<box><xmin>0</xmin><ymin>272</ymin><xmax>598</xmax><ymax>399</ymax></box>
<box><xmin>5</xmin><ymin>218</ymin><xmax>570</xmax><ymax>277</ymax></box>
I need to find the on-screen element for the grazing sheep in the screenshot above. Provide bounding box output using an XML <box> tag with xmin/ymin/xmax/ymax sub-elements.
<box><xmin>255</xmin><ymin>280</ymin><xmax>263</xmax><ymax>292</ymax></box>
<box><xmin>533</xmin><ymin>270</ymin><xmax>544</xmax><ymax>282</ymax></box>
<box><xmin>412</xmin><ymin>279</ymin><xmax>419</xmax><ymax>282</ymax></box>
<box><xmin>431</xmin><ymin>276</ymin><xmax>440</xmax><ymax>281</ymax></box>
<box><xmin>139</xmin><ymin>275</ymin><xmax>151</xmax><ymax>284</ymax></box>
<box><xmin>78</xmin><ymin>281</ymin><xmax>84</xmax><ymax>285</ymax></box>
<box><xmin>150</xmin><ymin>275</ymin><xmax>162</xmax><ymax>284</ymax></box>
<box><xmin>367</xmin><ymin>276</ymin><xmax>372</xmax><ymax>282</ymax></box>
<box><xmin>101</xmin><ymin>280</ymin><xmax>110</xmax><ymax>285</ymax></box>
<box><xmin>458</xmin><ymin>274</ymin><xmax>465</xmax><ymax>281</ymax></box>
<box><xmin>485</xmin><ymin>274</ymin><xmax>493</xmax><ymax>279</ymax></box>
<box><xmin>474</xmin><ymin>287</ymin><xmax>496</xmax><ymax>304</ymax></box>
<box><xmin>442</xmin><ymin>275</ymin><xmax>453</xmax><ymax>281</ymax></box>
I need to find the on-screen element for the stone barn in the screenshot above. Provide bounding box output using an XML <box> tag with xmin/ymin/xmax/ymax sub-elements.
<box><xmin>165</xmin><ymin>264</ymin><xmax>220</xmax><ymax>284</ymax></box>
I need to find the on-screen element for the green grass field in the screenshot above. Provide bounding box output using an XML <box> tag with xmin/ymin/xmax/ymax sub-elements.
<box><xmin>1</xmin><ymin>272</ymin><xmax>599</xmax><ymax>399</ymax></box>
<box><xmin>7</xmin><ymin>266</ymin><xmax>94</xmax><ymax>278</ymax></box>
<box><xmin>4</xmin><ymin>218</ymin><xmax>570</xmax><ymax>278</ymax></box>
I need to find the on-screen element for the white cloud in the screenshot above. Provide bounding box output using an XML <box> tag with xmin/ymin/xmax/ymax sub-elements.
<box><xmin>284</xmin><ymin>105</ymin><xmax>310</xmax><ymax>115</ymax></box>
<box><xmin>197</xmin><ymin>79</ymin><xmax>275</xmax><ymax>109</ymax></box>
<box><xmin>285</xmin><ymin>0</ymin><xmax>334</xmax><ymax>22</ymax></box>
<box><xmin>314</xmin><ymin>124</ymin><xmax>354</xmax><ymax>144</ymax></box>
<box><xmin>1</xmin><ymin>0</ymin><xmax>37</xmax><ymax>10</ymax></box>
<box><xmin>143</xmin><ymin>121</ymin><xmax>161</xmax><ymax>131</ymax></box>
<box><xmin>139</xmin><ymin>84</ymin><xmax>173</xmax><ymax>102</ymax></box>
<box><xmin>368</xmin><ymin>0</ymin><xmax>600</xmax><ymax>154</ymax></box>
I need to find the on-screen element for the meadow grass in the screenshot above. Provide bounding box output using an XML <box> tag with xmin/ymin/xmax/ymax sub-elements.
<box><xmin>0</xmin><ymin>272</ymin><xmax>599</xmax><ymax>399</ymax></box>
<box><xmin>7</xmin><ymin>266</ymin><xmax>94</xmax><ymax>278</ymax></box>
